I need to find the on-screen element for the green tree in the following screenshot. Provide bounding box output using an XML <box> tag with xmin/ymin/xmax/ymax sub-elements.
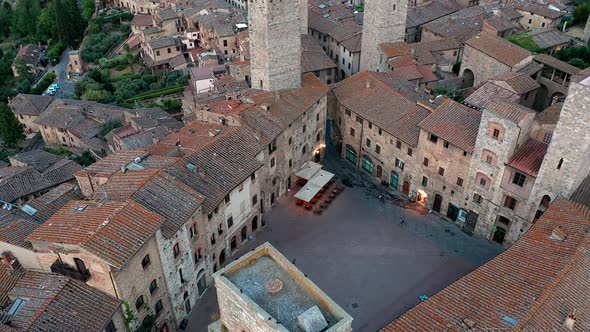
<box><xmin>572</xmin><ymin>2</ymin><xmax>590</xmax><ymax>24</ymax></box>
<box><xmin>36</xmin><ymin>5</ymin><xmax>57</xmax><ymax>42</ymax></box>
<box><xmin>0</xmin><ymin>103</ymin><xmax>25</xmax><ymax>148</ymax></box>
<box><xmin>12</xmin><ymin>0</ymin><xmax>41</xmax><ymax>38</ymax></box>
<box><xmin>14</xmin><ymin>57</ymin><xmax>32</xmax><ymax>81</ymax></box>
<box><xmin>568</xmin><ymin>57</ymin><xmax>589</xmax><ymax>69</ymax></box>
<box><xmin>73</xmin><ymin>150</ymin><xmax>95</xmax><ymax>166</ymax></box>
<box><xmin>99</xmin><ymin>118</ymin><xmax>122</xmax><ymax>136</ymax></box>
<box><xmin>81</xmin><ymin>0</ymin><xmax>95</xmax><ymax>21</ymax></box>
<box><xmin>0</xmin><ymin>2</ymin><xmax>13</xmax><ymax>39</ymax></box>
<box><xmin>54</xmin><ymin>0</ymin><xmax>84</xmax><ymax>47</ymax></box>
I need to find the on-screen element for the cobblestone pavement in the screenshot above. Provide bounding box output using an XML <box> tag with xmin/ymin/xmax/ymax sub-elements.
<box><xmin>185</xmin><ymin>143</ymin><xmax>504</xmax><ymax>332</ymax></box>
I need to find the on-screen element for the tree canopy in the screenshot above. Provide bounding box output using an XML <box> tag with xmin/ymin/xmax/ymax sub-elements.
<box><xmin>0</xmin><ymin>103</ymin><xmax>25</xmax><ymax>148</ymax></box>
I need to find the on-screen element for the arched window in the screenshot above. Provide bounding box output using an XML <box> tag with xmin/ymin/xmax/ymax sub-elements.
<box><xmin>481</xmin><ymin>149</ymin><xmax>498</xmax><ymax>166</ymax></box>
<box><xmin>540</xmin><ymin>195</ymin><xmax>551</xmax><ymax>208</ymax></box>
<box><xmin>475</xmin><ymin>172</ymin><xmax>491</xmax><ymax>190</ymax></box>
<box><xmin>361</xmin><ymin>155</ymin><xmax>374</xmax><ymax>174</ymax></box>
<box><xmin>487</xmin><ymin>122</ymin><xmax>506</xmax><ymax>142</ymax></box>
<box><xmin>345</xmin><ymin>144</ymin><xmax>357</xmax><ymax>164</ymax></box>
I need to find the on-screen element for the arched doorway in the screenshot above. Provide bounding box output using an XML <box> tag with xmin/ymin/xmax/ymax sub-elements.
<box><xmin>433</xmin><ymin>194</ymin><xmax>443</xmax><ymax>213</ymax></box>
<box><xmin>402</xmin><ymin>181</ymin><xmax>410</xmax><ymax>195</ymax></box>
<box><xmin>376</xmin><ymin>165</ymin><xmax>383</xmax><ymax>178</ymax></box>
<box><xmin>252</xmin><ymin>216</ymin><xmax>258</xmax><ymax>231</ymax></box>
<box><xmin>219</xmin><ymin>249</ymin><xmax>226</xmax><ymax>265</ymax></box>
<box><xmin>230</xmin><ymin>236</ymin><xmax>237</xmax><ymax>251</ymax></box>
<box><xmin>196</xmin><ymin>269</ymin><xmax>206</xmax><ymax>296</ymax></box>
<box><xmin>390</xmin><ymin>171</ymin><xmax>399</xmax><ymax>189</ymax></box>
<box><xmin>533</xmin><ymin>84</ymin><xmax>549</xmax><ymax>111</ymax></box>
<box><xmin>361</xmin><ymin>155</ymin><xmax>374</xmax><ymax>174</ymax></box>
<box><xmin>462</xmin><ymin>69</ymin><xmax>474</xmax><ymax>88</ymax></box>
<box><xmin>241</xmin><ymin>226</ymin><xmax>247</xmax><ymax>242</ymax></box>
<box><xmin>493</xmin><ymin>226</ymin><xmax>507</xmax><ymax>244</ymax></box>
<box><xmin>345</xmin><ymin>145</ymin><xmax>357</xmax><ymax>165</ymax></box>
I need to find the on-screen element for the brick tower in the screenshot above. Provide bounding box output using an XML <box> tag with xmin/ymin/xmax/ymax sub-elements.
<box><xmin>360</xmin><ymin>0</ymin><xmax>408</xmax><ymax>72</ymax></box>
<box><xmin>249</xmin><ymin>0</ymin><xmax>302</xmax><ymax>91</ymax></box>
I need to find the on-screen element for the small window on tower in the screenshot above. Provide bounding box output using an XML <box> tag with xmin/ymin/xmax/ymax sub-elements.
<box><xmin>393</xmin><ymin>4</ymin><xmax>396</xmax><ymax>10</ymax></box>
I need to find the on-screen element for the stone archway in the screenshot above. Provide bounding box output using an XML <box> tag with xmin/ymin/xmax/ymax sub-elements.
<box><xmin>461</xmin><ymin>68</ymin><xmax>475</xmax><ymax>88</ymax></box>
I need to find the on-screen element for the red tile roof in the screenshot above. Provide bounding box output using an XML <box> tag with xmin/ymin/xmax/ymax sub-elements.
<box><xmin>27</xmin><ymin>200</ymin><xmax>163</xmax><ymax>269</ymax></box>
<box><xmin>7</xmin><ymin>271</ymin><xmax>120</xmax><ymax>332</ymax></box>
<box><xmin>536</xmin><ymin>103</ymin><xmax>562</xmax><ymax>125</ymax></box>
<box><xmin>465</xmin><ymin>32</ymin><xmax>532</xmax><ymax>67</ymax></box>
<box><xmin>507</xmin><ymin>139</ymin><xmax>549</xmax><ymax>177</ymax></box>
<box><xmin>333</xmin><ymin>71</ymin><xmax>432</xmax><ymax>147</ymax></box>
<box><xmin>0</xmin><ymin>266</ymin><xmax>25</xmax><ymax>308</ymax></box>
<box><xmin>419</xmin><ymin>99</ymin><xmax>482</xmax><ymax>152</ymax></box>
<box><xmin>484</xmin><ymin>100</ymin><xmax>535</xmax><ymax>124</ymax></box>
<box><xmin>382</xmin><ymin>198</ymin><xmax>590</xmax><ymax>332</ymax></box>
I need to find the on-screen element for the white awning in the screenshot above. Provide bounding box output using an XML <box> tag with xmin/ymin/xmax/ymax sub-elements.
<box><xmin>294</xmin><ymin>183</ymin><xmax>322</xmax><ymax>202</ymax></box>
<box><xmin>295</xmin><ymin>161</ymin><xmax>323</xmax><ymax>180</ymax></box>
<box><xmin>308</xmin><ymin>170</ymin><xmax>334</xmax><ymax>188</ymax></box>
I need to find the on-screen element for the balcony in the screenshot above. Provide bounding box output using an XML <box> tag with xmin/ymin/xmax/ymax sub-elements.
<box><xmin>50</xmin><ymin>260</ymin><xmax>90</xmax><ymax>282</ymax></box>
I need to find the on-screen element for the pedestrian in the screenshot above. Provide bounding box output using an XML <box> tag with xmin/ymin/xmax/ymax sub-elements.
<box><xmin>399</xmin><ymin>217</ymin><xmax>405</xmax><ymax>225</ymax></box>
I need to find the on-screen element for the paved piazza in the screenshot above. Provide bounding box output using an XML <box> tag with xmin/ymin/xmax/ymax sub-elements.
<box><xmin>187</xmin><ymin>155</ymin><xmax>504</xmax><ymax>331</ymax></box>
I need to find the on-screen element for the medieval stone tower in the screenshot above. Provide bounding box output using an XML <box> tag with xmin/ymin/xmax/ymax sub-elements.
<box><xmin>527</xmin><ymin>77</ymin><xmax>590</xmax><ymax>214</ymax></box>
<box><xmin>248</xmin><ymin>0</ymin><xmax>302</xmax><ymax>91</ymax></box>
<box><xmin>360</xmin><ymin>0</ymin><xmax>408</xmax><ymax>72</ymax></box>
<box><xmin>301</xmin><ymin>0</ymin><xmax>308</xmax><ymax>34</ymax></box>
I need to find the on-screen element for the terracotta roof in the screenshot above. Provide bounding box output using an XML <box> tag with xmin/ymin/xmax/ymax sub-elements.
<box><xmin>333</xmin><ymin>71</ymin><xmax>432</xmax><ymax>147</ymax></box>
<box><xmin>534</xmin><ymin>54</ymin><xmax>581</xmax><ymax>76</ymax></box>
<box><xmin>7</xmin><ymin>271</ymin><xmax>120</xmax><ymax>332</ymax></box>
<box><xmin>130</xmin><ymin>13</ymin><xmax>153</xmax><ymax>26</ymax></box>
<box><xmin>536</xmin><ymin>102</ymin><xmax>562</xmax><ymax>125</ymax></box>
<box><xmin>465</xmin><ymin>32</ymin><xmax>532</xmax><ymax>67</ymax></box>
<box><xmin>308</xmin><ymin>8</ymin><xmax>363</xmax><ymax>52</ymax></box>
<box><xmin>301</xmin><ymin>34</ymin><xmax>337</xmax><ymax>73</ymax></box>
<box><xmin>166</xmin><ymin>126</ymin><xmax>264</xmax><ymax>213</ymax></box>
<box><xmin>488</xmin><ymin>72</ymin><xmax>540</xmax><ymax>95</ymax></box>
<box><xmin>483</xmin><ymin>16</ymin><xmax>514</xmax><ymax>32</ymax></box>
<box><xmin>515</xmin><ymin>3</ymin><xmax>564</xmax><ymax>19</ymax></box>
<box><xmin>0</xmin><ymin>266</ymin><xmax>25</xmax><ymax>308</ymax></box>
<box><xmin>8</xmin><ymin>94</ymin><xmax>53</xmax><ymax>116</ymax></box>
<box><xmin>571</xmin><ymin>174</ymin><xmax>590</xmax><ymax>209</ymax></box>
<box><xmin>382</xmin><ymin>198</ymin><xmax>590</xmax><ymax>332</ymax></box>
<box><xmin>464</xmin><ymin>81</ymin><xmax>521</xmax><ymax>107</ymax></box>
<box><xmin>422</xmin><ymin>6</ymin><xmax>491</xmax><ymax>42</ymax></box>
<box><xmin>0</xmin><ymin>160</ymin><xmax>82</xmax><ymax>203</ymax></box>
<box><xmin>507</xmin><ymin>139</ymin><xmax>548</xmax><ymax>176</ymax></box>
<box><xmin>406</xmin><ymin>0</ymin><xmax>463</xmax><ymax>28</ymax></box>
<box><xmin>149</xmin><ymin>121</ymin><xmax>227</xmax><ymax>155</ymax></box>
<box><xmin>526</xmin><ymin>29</ymin><xmax>571</xmax><ymax>49</ymax></box>
<box><xmin>27</xmin><ymin>200</ymin><xmax>163</xmax><ymax>269</ymax></box>
<box><xmin>79</xmin><ymin>150</ymin><xmax>178</xmax><ymax>177</ymax></box>
<box><xmin>0</xmin><ymin>219</ymin><xmax>39</xmax><ymax>250</ymax></box>
<box><xmin>95</xmin><ymin>170</ymin><xmax>205</xmax><ymax>238</ymax></box>
<box><xmin>14</xmin><ymin>44</ymin><xmax>44</xmax><ymax>66</ymax></box>
<box><xmin>419</xmin><ymin>99</ymin><xmax>482</xmax><ymax>152</ymax></box>
<box><xmin>484</xmin><ymin>100</ymin><xmax>535</xmax><ymax>123</ymax></box>
<box><xmin>9</xmin><ymin>150</ymin><xmax>65</xmax><ymax>172</ymax></box>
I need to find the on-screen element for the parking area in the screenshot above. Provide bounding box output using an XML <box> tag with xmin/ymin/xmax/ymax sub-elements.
<box><xmin>186</xmin><ymin>170</ymin><xmax>503</xmax><ymax>331</ymax></box>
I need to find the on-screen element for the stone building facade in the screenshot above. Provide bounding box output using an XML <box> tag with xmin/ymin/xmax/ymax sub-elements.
<box><xmin>360</xmin><ymin>0</ymin><xmax>408</xmax><ymax>71</ymax></box>
<box><xmin>459</xmin><ymin>33</ymin><xmax>533</xmax><ymax>87</ymax></box>
<box><xmin>248</xmin><ymin>0</ymin><xmax>302</xmax><ymax>91</ymax></box>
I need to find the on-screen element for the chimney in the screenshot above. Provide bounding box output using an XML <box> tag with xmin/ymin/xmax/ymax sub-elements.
<box><xmin>365</xmin><ymin>80</ymin><xmax>371</xmax><ymax>89</ymax></box>
<box><xmin>564</xmin><ymin>310</ymin><xmax>576</xmax><ymax>331</ymax></box>
<box><xmin>550</xmin><ymin>226</ymin><xmax>567</xmax><ymax>241</ymax></box>
<box><xmin>1</xmin><ymin>252</ymin><xmax>20</xmax><ymax>272</ymax></box>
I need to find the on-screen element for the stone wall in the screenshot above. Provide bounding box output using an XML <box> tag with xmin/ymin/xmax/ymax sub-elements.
<box><xmin>414</xmin><ymin>129</ymin><xmax>472</xmax><ymax>215</ymax></box>
<box><xmin>460</xmin><ymin>44</ymin><xmax>512</xmax><ymax>87</ymax></box>
<box><xmin>527</xmin><ymin>79</ymin><xmax>590</xmax><ymax>220</ymax></box>
<box><xmin>249</xmin><ymin>0</ymin><xmax>302</xmax><ymax>91</ymax></box>
<box><xmin>361</xmin><ymin>0</ymin><xmax>408</xmax><ymax>71</ymax></box>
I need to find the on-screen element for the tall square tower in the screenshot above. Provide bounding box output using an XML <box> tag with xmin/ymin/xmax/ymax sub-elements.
<box><xmin>249</xmin><ymin>0</ymin><xmax>303</xmax><ymax>91</ymax></box>
<box><xmin>360</xmin><ymin>0</ymin><xmax>408</xmax><ymax>72</ymax></box>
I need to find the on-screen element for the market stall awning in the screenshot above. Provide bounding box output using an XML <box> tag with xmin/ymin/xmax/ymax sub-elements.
<box><xmin>294</xmin><ymin>183</ymin><xmax>322</xmax><ymax>202</ymax></box>
<box><xmin>308</xmin><ymin>169</ymin><xmax>334</xmax><ymax>188</ymax></box>
<box><xmin>295</xmin><ymin>161</ymin><xmax>323</xmax><ymax>180</ymax></box>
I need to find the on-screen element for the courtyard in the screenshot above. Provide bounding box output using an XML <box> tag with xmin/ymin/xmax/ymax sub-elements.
<box><xmin>186</xmin><ymin>156</ymin><xmax>504</xmax><ymax>331</ymax></box>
